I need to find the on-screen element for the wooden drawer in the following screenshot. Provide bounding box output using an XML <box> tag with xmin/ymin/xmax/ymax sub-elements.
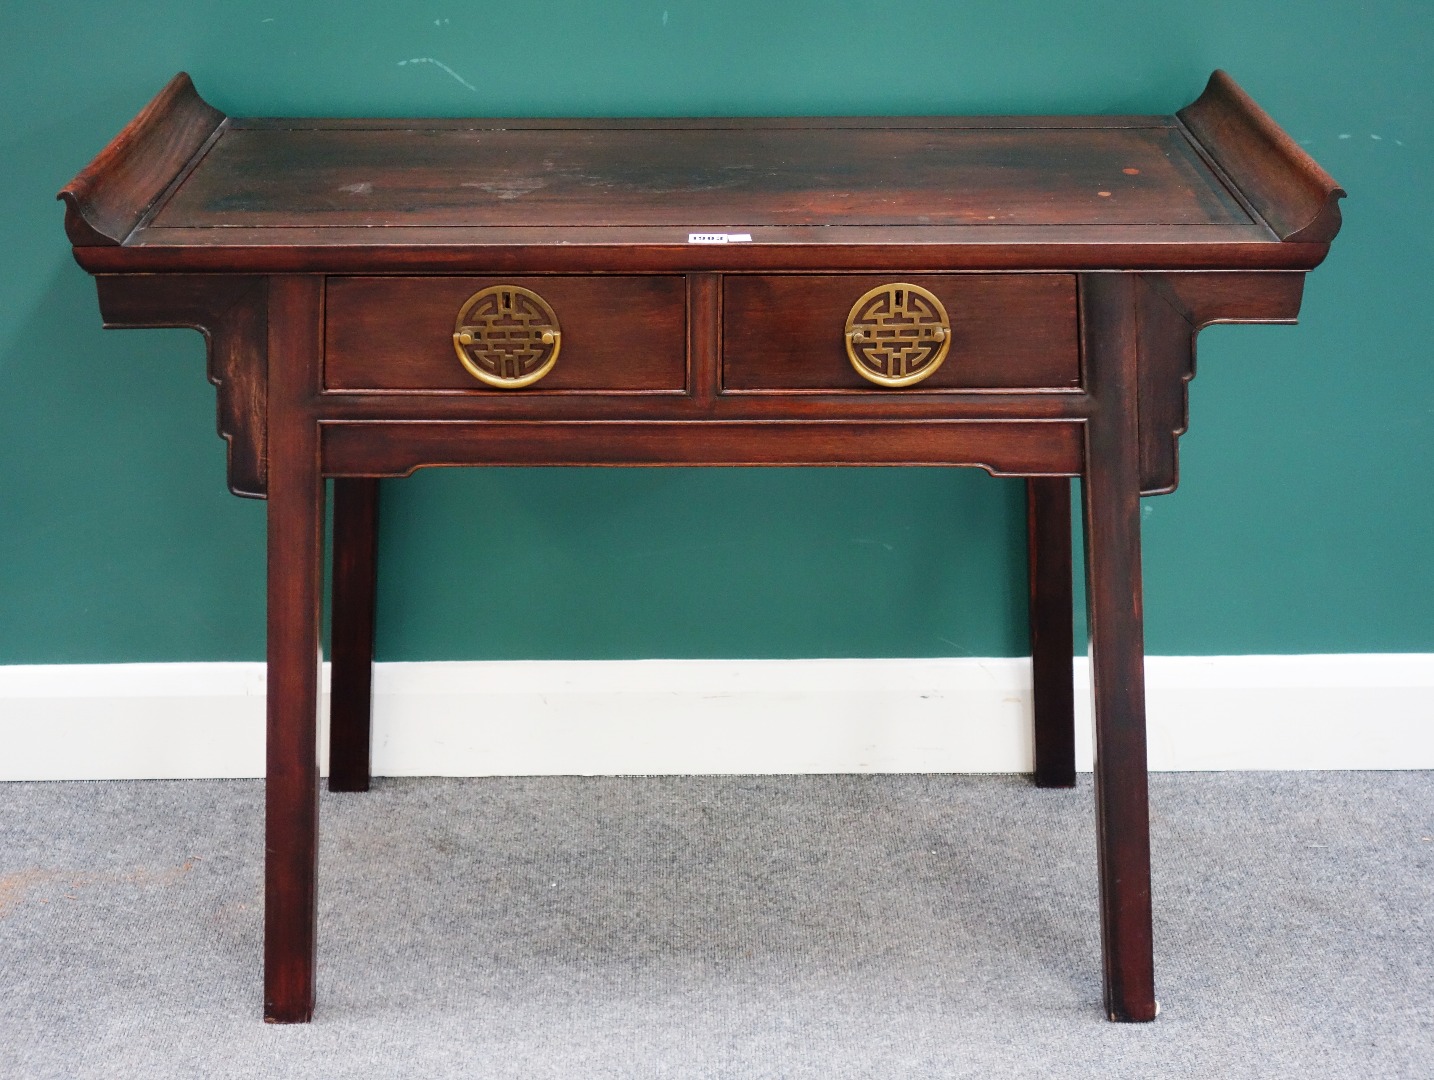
<box><xmin>722</xmin><ymin>274</ymin><xmax>1080</xmax><ymax>391</ymax></box>
<box><xmin>325</xmin><ymin>276</ymin><xmax>687</xmax><ymax>392</ymax></box>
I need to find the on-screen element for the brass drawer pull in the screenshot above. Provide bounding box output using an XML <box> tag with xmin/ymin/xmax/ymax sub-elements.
<box><xmin>844</xmin><ymin>282</ymin><xmax>951</xmax><ymax>387</ymax></box>
<box><xmin>452</xmin><ymin>285</ymin><xmax>562</xmax><ymax>388</ymax></box>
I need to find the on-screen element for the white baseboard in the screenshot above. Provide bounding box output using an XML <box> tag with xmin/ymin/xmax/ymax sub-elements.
<box><xmin>0</xmin><ymin>655</ymin><xmax>1430</xmax><ymax>781</ymax></box>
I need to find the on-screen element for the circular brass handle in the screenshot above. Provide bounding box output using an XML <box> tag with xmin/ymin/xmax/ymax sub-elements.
<box><xmin>844</xmin><ymin>282</ymin><xmax>951</xmax><ymax>388</ymax></box>
<box><xmin>452</xmin><ymin>285</ymin><xmax>562</xmax><ymax>389</ymax></box>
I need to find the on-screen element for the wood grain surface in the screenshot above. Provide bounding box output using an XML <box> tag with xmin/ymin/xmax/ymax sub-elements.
<box><xmin>62</xmin><ymin>71</ymin><xmax>1342</xmax><ymax>274</ymax></box>
<box><xmin>58</xmin><ymin>73</ymin><xmax>225</xmax><ymax>246</ymax></box>
<box><xmin>723</xmin><ymin>274</ymin><xmax>1079</xmax><ymax>391</ymax></box>
<box><xmin>325</xmin><ymin>276</ymin><xmax>687</xmax><ymax>392</ymax></box>
<box><xmin>151</xmin><ymin>123</ymin><xmax>1248</xmax><ymax>230</ymax></box>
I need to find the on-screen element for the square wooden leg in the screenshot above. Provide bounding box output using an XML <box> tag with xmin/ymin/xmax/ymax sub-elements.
<box><xmin>1026</xmin><ymin>476</ymin><xmax>1076</xmax><ymax>788</ymax></box>
<box><xmin>264</xmin><ymin>277</ymin><xmax>324</xmax><ymax>1024</ymax></box>
<box><xmin>1081</xmin><ymin>274</ymin><xmax>1157</xmax><ymax>1022</ymax></box>
<box><xmin>328</xmin><ymin>477</ymin><xmax>380</xmax><ymax>793</ymax></box>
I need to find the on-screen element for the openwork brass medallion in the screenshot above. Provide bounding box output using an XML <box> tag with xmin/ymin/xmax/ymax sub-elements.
<box><xmin>844</xmin><ymin>283</ymin><xmax>951</xmax><ymax>388</ymax></box>
<box><xmin>453</xmin><ymin>286</ymin><xmax>562</xmax><ymax>389</ymax></box>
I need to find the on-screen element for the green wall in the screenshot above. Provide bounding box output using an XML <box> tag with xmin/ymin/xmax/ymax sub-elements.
<box><xmin>1</xmin><ymin>1</ymin><xmax>1430</xmax><ymax>663</ymax></box>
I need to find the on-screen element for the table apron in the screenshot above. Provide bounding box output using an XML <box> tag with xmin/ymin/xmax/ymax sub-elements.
<box><xmin>317</xmin><ymin>418</ymin><xmax>1084</xmax><ymax>475</ymax></box>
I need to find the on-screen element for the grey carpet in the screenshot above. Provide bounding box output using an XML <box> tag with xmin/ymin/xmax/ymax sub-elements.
<box><xmin>0</xmin><ymin>772</ymin><xmax>1429</xmax><ymax>1079</ymax></box>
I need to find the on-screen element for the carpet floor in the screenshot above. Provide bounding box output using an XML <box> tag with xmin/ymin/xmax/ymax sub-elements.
<box><xmin>0</xmin><ymin>772</ymin><xmax>1429</xmax><ymax>1079</ymax></box>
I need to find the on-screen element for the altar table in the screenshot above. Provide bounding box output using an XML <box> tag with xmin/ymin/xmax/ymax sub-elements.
<box><xmin>60</xmin><ymin>70</ymin><xmax>1344</xmax><ymax>1022</ymax></box>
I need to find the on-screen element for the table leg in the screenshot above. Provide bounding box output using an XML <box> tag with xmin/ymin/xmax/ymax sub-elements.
<box><xmin>263</xmin><ymin>277</ymin><xmax>324</xmax><ymax>1023</ymax></box>
<box><xmin>1081</xmin><ymin>274</ymin><xmax>1157</xmax><ymax>1022</ymax></box>
<box><xmin>328</xmin><ymin>477</ymin><xmax>380</xmax><ymax>793</ymax></box>
<box><xmin>1026</xmin><ymin>477</ymin><xmax>1076</xmax><ymax>788</ymax></box>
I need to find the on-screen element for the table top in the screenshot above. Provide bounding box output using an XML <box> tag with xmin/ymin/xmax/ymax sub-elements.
<box><xmin>157</xmin><ymin>119</ymin><xmax>1245</xmax><ymax>230</ymax></box>
<box><xmin>62</xmin><ymin>71</ymin><xmax>1342</xmax><ymax>274</ymax></box>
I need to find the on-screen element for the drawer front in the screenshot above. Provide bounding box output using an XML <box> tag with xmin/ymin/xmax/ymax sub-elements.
<box><xmin>722</xmin><ymin>274</ymin><xmax>1080</xmax><ymax>391</ymax></box>
<box><xmin>325</xmin><ymin>276</ymin><xmax>687</xmax><ymax>392</ymax></box>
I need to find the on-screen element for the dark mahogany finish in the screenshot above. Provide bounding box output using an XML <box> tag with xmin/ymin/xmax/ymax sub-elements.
<box><xmin>328</xmin><ymin>477</ymin><xmax>380</xmax><ymax>793</ymax></box>
<box><xmin>325</xmin><ymin>276</ymin><xmax>688</xmax><ymax>392</ymax></box>
<box><xmin>722</xmin><ymin>274</ymin><xmax>1079</xmax><ymax>391</ymax></box>
<box><xmin>1080</xmin><ymin>275</ymin><xmax>1158</xmax><ymax>1021</ymax></box>
<box><xmin>151</xmin><ymin>123</ymin><xmax>1247</xmax><ymax>231</ymax></box>
<box><xmin>95</xmin><ymin>274</ymin><xmax>268</xmax><ymax>497</ymax></box>
<box><xmin>262</xmin><ymin>276</ymin><xmax>325</xmax><ymax>1023</ymax></box>
<box><xmin>1027</xmin><ymin>478</ymin><xmax>1076</xmax><ymax>789</ymax></box>
<box><xmin>61</xmin><ymin>70</ymin><xmax>1343</xmax><ymax>1025</ymax></box>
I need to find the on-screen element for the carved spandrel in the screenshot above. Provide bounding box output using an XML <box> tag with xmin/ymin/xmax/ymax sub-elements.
<box><xmin>95</xmin><ymin>274</ymin><xmax>268</xmax><ymax>498</ymax></box>
<box><xmin>1134</xmin><ymin>272</ymin><xmax>1305</xmax><ymax>495</ymax></box>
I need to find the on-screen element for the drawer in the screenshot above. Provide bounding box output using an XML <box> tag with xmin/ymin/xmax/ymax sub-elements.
<box><xmin>722</xmin><ymin>274</ymin><xmax>1080</xmax><ymax>391</ymax></box>
<box><xmin>325</xmin><ymin>276</ymin><xmax>687</xmax><ymax>392</ymax></box>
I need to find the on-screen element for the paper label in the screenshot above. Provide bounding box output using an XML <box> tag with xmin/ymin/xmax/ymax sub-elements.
<box><xmin>687</xmin><ymin>232</ymin><xmax>752</xmax><ymax>244</ymax></box>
